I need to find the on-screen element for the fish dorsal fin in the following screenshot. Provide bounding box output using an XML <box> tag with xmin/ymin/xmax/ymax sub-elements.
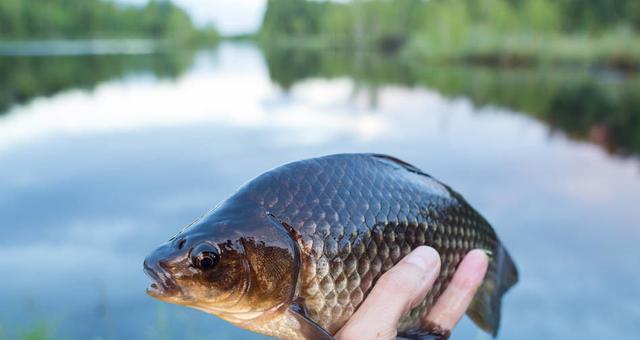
<box><xmin>370</xmin><ymin>154</ymin><xmax>433</xmax><ymax>178</ymax></box>
<box><xmin>369</xmin><ymin>154</ymin><xmax>454</xmax><ymax>199</ymax></box>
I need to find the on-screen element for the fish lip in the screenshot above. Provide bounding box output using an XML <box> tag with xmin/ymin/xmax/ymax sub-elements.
<box><xmin>144</xmin><ymin>260</ymin><xmax>182</xmax><ymax>298</ymax></box>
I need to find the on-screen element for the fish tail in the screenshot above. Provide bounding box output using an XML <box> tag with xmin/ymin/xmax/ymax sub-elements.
<box><xmin>466</xmin><ymin>245</ymin><xmax>518</xmax><ymax>337</ymax></box>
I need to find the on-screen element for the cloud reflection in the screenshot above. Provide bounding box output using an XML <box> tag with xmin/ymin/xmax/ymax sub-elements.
<box><xmin>0</xmin><ymin>47</ymin><xmax>389</xmax><ymax>152</ymax></box>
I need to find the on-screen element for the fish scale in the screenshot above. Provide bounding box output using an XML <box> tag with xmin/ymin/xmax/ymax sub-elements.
<box><xmin>246</xmin><ymin>154</ymin><xmax>503</xmax><ymax>334</ymax></box>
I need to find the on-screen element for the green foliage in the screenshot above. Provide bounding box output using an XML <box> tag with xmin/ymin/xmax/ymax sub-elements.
<box><xmin>550</xmin><ymin>82</ymin><xmax>640</xmax><ymax>153</ymax></box>
<box><xmin>418</xmin><ymin>0</ymin><xmax>471</xmax><ymax>53</ymax></box>
<box><xmin>522</xmin><ymin>0</ymin><xmax>561</xmax><ymax>33</ymax></box>
<box><xmin>260</xmin><ymin>0</ymin><xmax>326</xmax><ymax>38</ymax></box>
<box><xmin>319</xmin><ymin>3</ymin><xmax>352</xmax><ymax>45</ymax></box>
<box><xmin>557</xmin><ymin>0</ymin><xmax>628</xmax><ymax>32</ymax></box>
<box><xmin>260</xmin><ymin>0</ymin><xmax>423</xmax><ymax>51</ymax></box>
<box><xmin>477</xmin><ymin>0</ymin><xmax>520</xmax><ymax>31</ymax></box>
<box><xmin>263</xmin><ymin>46</ymin><xmax>323</xmax><ymax>90</ymax></box>
<box><xmin>259</xmin><ymin>0</ymin><xmax>640</xmax><ymax>68</ymax></box>
<box><xmin>0</xmin><ymin>0</ymin><xmax>219</xmax><ymax>44</ymax></box>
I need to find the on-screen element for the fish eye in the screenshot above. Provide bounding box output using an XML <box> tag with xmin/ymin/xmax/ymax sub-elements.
<box><xmin>191</xmin><ymin>243</ymin><xmax>220</xmax><ymax>271</ymax></box>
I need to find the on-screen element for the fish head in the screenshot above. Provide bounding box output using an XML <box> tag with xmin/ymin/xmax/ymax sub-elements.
<box><xmin>144</xmin><ymin>199</ymin><xmax>298</xmax><ymax>323</ymax></box>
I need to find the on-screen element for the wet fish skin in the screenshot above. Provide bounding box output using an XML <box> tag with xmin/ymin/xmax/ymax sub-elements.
<box><xmin>144</xmin><ymin>153</ymin><xmax>518</xmax><ymax>339</ymax></box>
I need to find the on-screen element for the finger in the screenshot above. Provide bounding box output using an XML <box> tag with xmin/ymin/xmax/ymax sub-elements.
<box><xmin>423</xmin><ymin>249</ymin><xmax>489</xmax><ymax>332</ymax></box>
<box><xmin>337</xmin><ymin>246</ymin><xmax>441</xmax><ymax>340</ymax></box>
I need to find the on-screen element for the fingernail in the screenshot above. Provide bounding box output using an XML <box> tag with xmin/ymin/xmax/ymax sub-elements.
<box><xmin>466</xmin><ymin>249</ymin><xmax>490</xmax><ymax>271</ymax></box>
<box><xmin>404</xmin><ymin>246</ymin><xmax>440</xmax><ymax>273</ymax></box>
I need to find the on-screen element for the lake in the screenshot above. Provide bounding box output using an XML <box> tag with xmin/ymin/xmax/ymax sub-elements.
<box><xmin>1</xmin><ymin>42</ymin><xmax>639</xmax><ymax>339</ymax></box>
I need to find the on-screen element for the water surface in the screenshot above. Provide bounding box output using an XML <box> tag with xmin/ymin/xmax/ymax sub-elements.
<box><xmin>1</xmin><ymin>43</ymin><xmax>639</xmax><ymax>339</ymax></box>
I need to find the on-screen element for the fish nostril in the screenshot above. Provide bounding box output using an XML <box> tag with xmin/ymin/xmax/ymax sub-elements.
<box><xmin>177</xmin><ymin>238</ymin><xmax>186</xmax><ymax>250</ymax></box>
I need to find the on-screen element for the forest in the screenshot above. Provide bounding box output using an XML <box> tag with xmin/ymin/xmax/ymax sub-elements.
<box><xmin>260</xmin><ymin>0</ymin><xmax>640</xmax><ymax>69</ymax></box>
<box><xmin>0</xmin><ymin>0</ymin><xmax>218</xmax><ymax>44</ymax></box>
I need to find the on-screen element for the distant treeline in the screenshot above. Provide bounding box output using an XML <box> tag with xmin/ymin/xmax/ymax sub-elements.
<box><xmin>0</xmin><ymin>0</ymin><xmax>218</xmax><ymax>44</ymax></box>
<box><xmin>261</xmin><ymin>0</ymin><xmax>640</xmax><ymax>40</ymax></box>
<box><xmin>260</xmin><ymin>0</ymin><xmax>640</xmax><ymax>68</ymax></box>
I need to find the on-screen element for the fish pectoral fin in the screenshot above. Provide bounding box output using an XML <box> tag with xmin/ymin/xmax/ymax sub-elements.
<box><xmin>289</xmin><ymin>304</ymin><xmax>335</xmax><ymax>340</ymax></box>
<box><xmin>397</xmin><ymin>325</ymin><xmax>451</xmax><ymax>340</ymax></box>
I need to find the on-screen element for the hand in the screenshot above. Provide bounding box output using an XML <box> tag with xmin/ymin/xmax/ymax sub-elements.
<box><xmin>336</xmin><ymin>246</ymin><xmax>489</xmax><ymax>339</ymax></box>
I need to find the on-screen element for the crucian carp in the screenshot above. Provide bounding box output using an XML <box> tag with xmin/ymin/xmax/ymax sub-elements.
<box><xmin>144</xmin><ymin>153</ymin><xmax>518</xmax><ymax>339</ymax></box>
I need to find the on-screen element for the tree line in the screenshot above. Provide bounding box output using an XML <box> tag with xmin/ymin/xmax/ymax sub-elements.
<box><xmin>259</xmin><ymin>0</ymin><xmax>640</xmax><ymax>68</ymax></box>
<box><xmin>0</xmin><ymin>0</ymin><xmax>218</xmax><ymax>43</ymax></box>
<box><xmin>261</xmin><ymin>0</ymin><xmax>640</xmax><ymax>38</ymax></box>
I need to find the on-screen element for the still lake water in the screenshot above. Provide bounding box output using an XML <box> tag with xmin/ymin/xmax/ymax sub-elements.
<box><xmin>1</xmin><ymin>43</ymin><xmax>639</xmax><ymax>339</ymax></box>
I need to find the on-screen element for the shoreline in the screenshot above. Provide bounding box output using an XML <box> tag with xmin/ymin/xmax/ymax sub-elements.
<box><xmin>0</xmin><ymin>39</ymin><xmax>163</xmax><ymax>56</ymax></box>
<box><xmin>257</xmin><ymin>34</ymin><xmax>640</xmax><ymax>74</ymax></box>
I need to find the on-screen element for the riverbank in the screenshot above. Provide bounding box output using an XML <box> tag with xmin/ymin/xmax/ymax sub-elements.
<box><xmin>258</xmin><ymin>29</ymin><xmax>640</xmax><ymax>73</ymax></box>
<box><xmin>0</xmin><ymin>39</ymin><xmax>162</xmax><ymax>56</ymax></box>
<box><xmin>258</xmin><ymin>0</ymin><xmax>640</xmax><ymax>73</ymax></box>
<box><xmin>0</xmin><ymin>37</ymin><xmax>223</xmax><ymax>57</ymax></box>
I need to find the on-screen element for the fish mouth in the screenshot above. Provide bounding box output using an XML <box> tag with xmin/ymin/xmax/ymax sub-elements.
<box><xmin>144</xmin><ymin>260</ymin><xmax>182</xmax><ymax>299</ymax></box>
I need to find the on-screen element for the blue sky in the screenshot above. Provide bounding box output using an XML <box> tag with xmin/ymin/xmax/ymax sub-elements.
<box><xmin>117</xmin><ymin>0</ymin><xmax>267</xmax><ymax>35</ymax></box>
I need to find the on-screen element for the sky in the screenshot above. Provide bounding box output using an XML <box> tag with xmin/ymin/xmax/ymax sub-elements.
<box><xmin>118</xmin><ymin>0</ymin><xmax>267</xmax><ymax>35</ymax></box>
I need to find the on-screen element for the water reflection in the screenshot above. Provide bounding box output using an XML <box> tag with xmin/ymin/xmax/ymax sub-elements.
<box><xmin>2</xmin><ymin>44</ymin><xmax>639</xmax><ymax>158</ymax></box>
<box><xmin>262</xmin><ymin>46</ymin><xmax>640</xmax><ymax>157</ymax></box>
<box><xmin>0</xmin><ymin>50</ymin><xmax>195</xmax><ymax>115</ymax></box>
<box><xmin>0</xmin><ymin>43</ymin><xmax>639</xmax><ymax>339</ymax></box>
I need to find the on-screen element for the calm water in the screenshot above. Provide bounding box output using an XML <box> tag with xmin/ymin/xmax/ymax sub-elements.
<box><xmin>1</xmin><ymin>43</ymin><xmax>639</xmax><ymax>339</ymax></box>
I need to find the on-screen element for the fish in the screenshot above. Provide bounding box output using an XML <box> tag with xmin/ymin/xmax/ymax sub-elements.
<box><xmin>144</xmin><ymin>153</ymin><xmax>518</xmax><ymax>339</ymax></box>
